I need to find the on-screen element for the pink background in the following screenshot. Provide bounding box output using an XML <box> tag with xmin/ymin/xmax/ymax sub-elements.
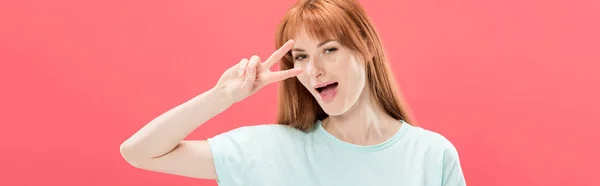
<box><xmin>1</xmin><ymin>0</ymin><xmax>599</xmax><ymax>185</ymax></box>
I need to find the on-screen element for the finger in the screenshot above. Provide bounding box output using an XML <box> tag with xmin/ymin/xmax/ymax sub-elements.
<box><xmin>263</xmin><ymin>39</ymin><xmax>295</xmax><ymax>68</ymax></box>
<box><xmin>261</xmin><ymin>68</ymin><xmax>304</xmax><ymax>85</ymax></box>
<box><xmin>238</xmin><ymin>58</ymin><xmax>249</xmax><ymax>76</ymax></box>
<box><xmin>242</xmin><ymin>56</ymin><xmax>260</xmax><ymax>92</ymax></box>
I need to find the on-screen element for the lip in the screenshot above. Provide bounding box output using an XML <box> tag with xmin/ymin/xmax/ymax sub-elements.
<box><xmin>314</xmin><ymin>81</ymin><xmax>337</xmax><ymax>89</ymax></box>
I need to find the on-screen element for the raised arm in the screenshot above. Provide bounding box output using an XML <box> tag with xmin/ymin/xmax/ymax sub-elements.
<box><xmin>119</xmin><ymin>40</ymin><xmax>302</xmax><ymax>179</ymax></box>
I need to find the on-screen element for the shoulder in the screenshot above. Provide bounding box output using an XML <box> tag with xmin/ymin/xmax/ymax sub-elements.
<box><xmin>403</xmin><ymin>124</ymin><xmax>459</xmax><ymax>155</ymax></box>
<box><xmin>402</xmin><ymin>124</ymin><xmax>464</xmax><ymax>173</ymax></box>
<box><xmin>218</xmin><ymin>124</ymin><xmax>305</xmax><ymax>139</ymax></box>
<box><xmin>404</xmin><ymin>125</ymin><xmax>466</xmax><ymax>185</ymax></box>
<box><xmin>206</xmin><ymin>125</ymin><xmax>305</xmax><ymax>185</ymax></box>
<box><xmin>207</xmin><ymin>124</ymin><xmax>306</xmax><ymax>149</ymax></box>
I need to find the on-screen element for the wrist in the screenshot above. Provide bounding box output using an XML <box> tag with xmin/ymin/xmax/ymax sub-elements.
<box><xmin>207</xmin><ymin>86</ymin><xmax>235</xmax><ymax>107</ymax></box>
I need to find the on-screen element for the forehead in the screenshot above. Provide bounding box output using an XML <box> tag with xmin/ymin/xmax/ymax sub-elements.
<box><xmin>292</xmin><ymin>25</ymin><xmax>337</xmax><ymax>48</ymax></box>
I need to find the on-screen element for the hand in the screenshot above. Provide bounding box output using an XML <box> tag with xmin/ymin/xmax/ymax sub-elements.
<box><xmin>215</xmin><ymin>40</ymin><xmax>303</xmax><ymax>103</ymax></box>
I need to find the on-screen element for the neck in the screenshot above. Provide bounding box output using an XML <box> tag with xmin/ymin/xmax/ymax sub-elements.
<box><xmin>322</xmin><ymin>87</ymin><xmax>402</xmax><ymax>146</ymax></box>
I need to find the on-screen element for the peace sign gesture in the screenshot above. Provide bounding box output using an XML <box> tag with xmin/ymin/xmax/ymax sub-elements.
<box><xmin>215</xmin><ymin>40</ymin><xmax>303</xmax><ymax>103</ymax></box>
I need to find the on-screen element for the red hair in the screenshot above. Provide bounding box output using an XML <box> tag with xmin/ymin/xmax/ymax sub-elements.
<box><xmin>275</xmin><ymin>0</ymin><xmax>416</xmax><ymax>132</ymax></box>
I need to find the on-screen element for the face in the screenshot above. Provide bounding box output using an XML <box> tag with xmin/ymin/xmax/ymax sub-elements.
<box><xmin>291</xmin><ymin>26</ymin><xmax>367</xmax><ymax>116</ymax></box>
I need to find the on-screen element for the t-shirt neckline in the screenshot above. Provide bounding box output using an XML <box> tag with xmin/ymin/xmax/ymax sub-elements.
<box><xmin>314</xmin><ymin>119</ymin><xmax>410</xmax><ymax>152</ymax></box>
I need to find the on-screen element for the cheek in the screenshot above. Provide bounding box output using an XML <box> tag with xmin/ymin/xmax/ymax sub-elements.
<box><xmin>343</xmin><ymin>57</ymin><xmax>367</xmax><ymax>90</ymax></box>
<box><xmin>329</xmin><ymin>55</ymin><xmax>349</xmax><ymax>70</ymax></box>
<box><xmin>295</xmin><ymin>74</ymin><xmax>312</xmax><ymax>91</ymax></box>
<box><xmin>334</xmin><ymin>55</ymin><xmax>365</xmax><ymax>79</ymax></box>
<box><xmin>350</xmin><ymin>60</ymin><xmax>365</xmax><ymax>77</ymax></box>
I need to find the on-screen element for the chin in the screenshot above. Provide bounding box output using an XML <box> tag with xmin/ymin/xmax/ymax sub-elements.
<box><xmin>316</xmin><ymin>97</ymin><xmax>353</xmax><ymax>116</ymax></box>
<box><xmin>320</xmin><ymin>106</ymin><xmax>346</xmax><ymax>116</ymax></box>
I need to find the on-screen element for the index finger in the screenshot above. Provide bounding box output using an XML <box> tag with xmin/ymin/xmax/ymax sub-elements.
<box><xmin>260</xmin><ymin>68</ymin><xmax>304</xmax><ymax>85</ymax></box>
<box><xmin>263</xmin><ymin>39</ymin><xmax>295</xmax><ymax>68</ymax></box>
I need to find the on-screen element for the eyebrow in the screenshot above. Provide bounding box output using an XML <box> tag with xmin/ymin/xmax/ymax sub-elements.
<box><xmin>291</xmin><ymin>39</ymin><xmax>336</xmax><ymax>52</ymax></box>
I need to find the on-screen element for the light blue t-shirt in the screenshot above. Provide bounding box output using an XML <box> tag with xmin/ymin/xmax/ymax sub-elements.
<box><xmin>207</xmin><ymin>120</ymin><xmax>466</xmax><ymax>186</ymax></box>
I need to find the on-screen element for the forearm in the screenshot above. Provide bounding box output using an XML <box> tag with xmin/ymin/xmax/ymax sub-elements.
<box><xmin>120</xmin><ymin>87</ymin><xmax>233</xmax><ymax>159</ymax></box>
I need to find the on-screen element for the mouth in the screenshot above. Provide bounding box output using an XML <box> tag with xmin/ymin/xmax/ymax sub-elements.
<box><xmin>315</xmin><ymin>82</ymin><xmax>338</xmax><ymax>102</ymax></box>
<box><xmin>315</xmin><ymin>82</ymin><xmax>338</xmax><ymax>92</ymax></box>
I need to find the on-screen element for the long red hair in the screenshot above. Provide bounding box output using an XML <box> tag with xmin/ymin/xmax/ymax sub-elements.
<box><xmin>275</xmin><ymin>0</ymin><xmax>416</xmax><ymax>132</ymax></box>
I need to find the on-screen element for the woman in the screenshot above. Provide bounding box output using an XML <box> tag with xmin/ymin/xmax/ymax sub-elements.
<box><xmin>120</xmin><ymin>0</ymin><xmax>466</xmax><ymax>185</ymax></box>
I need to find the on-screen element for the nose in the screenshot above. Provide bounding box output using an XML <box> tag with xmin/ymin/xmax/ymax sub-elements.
<box><xmin>306</xmin><ymin>57</ymin><xmax>325</xmax><ymax>79</ymax></box>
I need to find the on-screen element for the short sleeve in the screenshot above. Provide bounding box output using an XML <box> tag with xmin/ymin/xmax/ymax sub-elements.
<box><xmin>207</xmin><ymin>126</ymin><xmax>258</xmax><ymax>186</ymax></box>
<box><xmin>441</xmin><ymin>146</ymin><xmax>467</xmax><ymax>186</ymax></box>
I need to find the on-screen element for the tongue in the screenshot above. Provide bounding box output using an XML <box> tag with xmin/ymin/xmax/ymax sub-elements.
<box><xmin>319</xmin><ymin>85</ymin><xmax>337</xmax><ymax>101</ymax></box>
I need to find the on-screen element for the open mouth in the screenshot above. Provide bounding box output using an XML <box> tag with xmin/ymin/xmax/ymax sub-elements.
<box><xmin>316</xmin><ymin>82</ymin><xmax>338</xmax><ymax>93</ymax></box>
<box><xmin>315</xmin><ymin>82</ymin><xmax>338</xmax><ymax>102</ymax></box>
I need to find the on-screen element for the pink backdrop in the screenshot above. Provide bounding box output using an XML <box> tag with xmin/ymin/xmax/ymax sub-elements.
<box><xmin>1</xmin><ymin>0</ymin><xmax>598</xmax><ymax>185</ymax></box>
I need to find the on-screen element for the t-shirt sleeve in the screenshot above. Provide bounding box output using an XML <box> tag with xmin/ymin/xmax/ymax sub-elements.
<box><xmin>206</xmin><ymin>126</ymin><xmax>260</xmax><ymax>186</ymax></box>
<box><xmin>441</xmin><ymin>145</ymin><xmax>467</xmax><ymax>186</ymax></box>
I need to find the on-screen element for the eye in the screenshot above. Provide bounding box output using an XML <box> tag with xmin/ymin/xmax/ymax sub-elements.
<box><xmin>324</xmin><ymin>47</ymin><xmax>338</xmax><ymax>54</ymax></box>
<box><xmin>294</xmin><ymin>54</ymin><xmax>307</xmax><ymax>61</ymax></box>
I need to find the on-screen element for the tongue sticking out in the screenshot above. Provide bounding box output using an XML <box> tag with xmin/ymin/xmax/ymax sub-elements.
<box><xmin>318</xmin><ymin>83</ymin><xmax>338</xmax><ymax>102</ymax></box>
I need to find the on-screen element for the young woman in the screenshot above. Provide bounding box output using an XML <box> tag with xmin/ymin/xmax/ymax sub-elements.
<box><xmin>120</xmin><ymin>0</ymin><xmax>467</xmax><ymax>185</ymax></box>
